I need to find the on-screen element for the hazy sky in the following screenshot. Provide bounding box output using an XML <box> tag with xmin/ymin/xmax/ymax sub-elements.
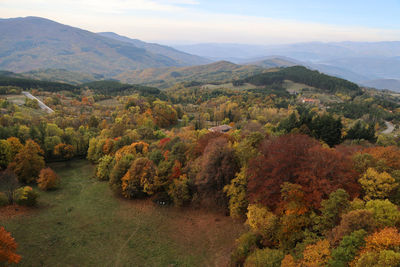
<box><xmin>1</xmin><ymin>0</ymin><xmax>399</xmax><ymax>44</ymax></box>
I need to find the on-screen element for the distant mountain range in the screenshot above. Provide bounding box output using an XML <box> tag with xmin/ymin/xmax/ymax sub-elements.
<box><xmin>173</xmin><ymin>42</ymin><xmax>400</xmax><ymax>90</ymax></box>
<box><xmin>0</xmin><ymin>17</ymin><xmax>209</xmax><ymax>76</ymax></box>
<box><xmin>1</xmin><ymin>16</ymin><xmax>399</xmax><ymax>91</ymax></box>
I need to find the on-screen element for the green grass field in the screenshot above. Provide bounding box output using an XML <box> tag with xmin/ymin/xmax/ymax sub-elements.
<box><xmin>0</xmin><ymin>160</ymin><xmax>244</xmax><ymax>266</ymax></box>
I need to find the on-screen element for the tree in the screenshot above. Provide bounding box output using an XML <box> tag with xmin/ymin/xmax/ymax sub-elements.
<box><xmin>317</xmin><ymin>189</ymin><xmax>350</xmax><ymax>233</ymax></box>
<box><xmin>346</xmin><ymin>121</ymin><xmax>376</xmax><ymax>142</ymax></box>
<box><xmin>330</xmin><ymin>209</ymin><xmax>376</xmax><ymax>245</ymax></box>
<box><xmin>231</xmin><ymin>232</ymin><xmax>261</xmax><ymax>266</ymax></box>
<box><xmin>13</xmin><ymin>140</ymin><xmax>45</xmax><ymax>183</ymax></box>
<box><xmin>5</xmin><ymin>137</ymin><xmax>23</xmax><ymax>161</ymax></box>
<box><xmin>277</xmin><ymin>183</ymin><xmax>310</xmax><ymax>250</ymax></box>
<box><xmin>109</xmin><ymin>154</ymin><xmax>135</xmax><ymax>194</ymax></box>
<box><xmin>311</xmin><ymin>113</ymin><xmax>343</xmax><ymax>147</ymax></box>
<box><xmin>247</xmin><ymin>134</ymin><xmax>359</xmax><ymax>210</ymax></box>
<box><xmin>328</xmin><ymin>229</ymin><xmax>367</xmax><ymax>267</ymax></box>
<box><xmin>152</xmin><ymin>100</ymin><xmax>178</xmax><ymax>128</ymax></box>
<box><xmin>224</xmin><ymin>167</ymin><xmax>249</xmax><ymax>219</ymax></box>
<box><xmin>244</xmin><ymin>248</ymin><xmax>284</xmax><ymax>267</ymax></box>
<box><xmin>0</xmin><ymin>140</ymin><xmax>11</xmax><ymax>169</ymax></box>
<box><xmin>363</xmin><ymin>146</ymin><xmax>400</xmax><ymax>171</ymax></box>
<box><xmin>168</xmin><ymin>174</ymin><xmax>191</xmax><ymax>207</ymax></box>
<box><xmin>351</xmin><ymin>227</ymin><xmax>400</xmax><ymax>267</ymax></box>
<box><xmin>365</xmin><ymin>199</ymin><xmax>400</xmax><ymax>227</ymax></box>
<box><xmin>37</xmin><ymin>167</ymin><xmax>59</xmax><ymax>190</ymax></box>
<box><xmin>246</xmin><ymin>204</ymin><xmax>278</xmax><ymax>245</ymax></box>
<box><xmin>359</xmin><ymin>168</ymin><xmax>397</xmax><ymax>200</ymax></box>
<box><xmin>96</xmin><ymin>155</ymin><xmax>114</xmax><ymax>181</ymax></box>
<box><xmin>301</xmin><ymin>240</ymin><xmax>331</xmax><ymax>267</ymax></box>
<box><xmin>0</xmin><ymin>227</ymin><xmax>21</xmax><ymax>264</ymax></box>
<box><xmin>0</xmin><ymin>170</ymin><xmax>19</xmax><ymax>204</ymax></box>
<box><xmin>195</xmin><ymin>137</ymin><xmax>239</xmax><ymax>208</ymax></box>
<box><xmin>54</xmin><ymin>143</ymin><xmax>74</xmax><ymax>161</ymax></box>
<box><xmin>121</xmin><ymin>157</ymin><xmax>158</xmax><ymax>199</ymax></box>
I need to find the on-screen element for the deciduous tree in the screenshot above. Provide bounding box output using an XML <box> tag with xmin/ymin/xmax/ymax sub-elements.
<box><xmin>13</xmin><ymin>140</ymin><xmax>45</xmax><ymax>183</ymax></box>
<box><xmin>0</xmin><ymin>227</ymin><xmax>21</xmax><ymax>264</ymax></box>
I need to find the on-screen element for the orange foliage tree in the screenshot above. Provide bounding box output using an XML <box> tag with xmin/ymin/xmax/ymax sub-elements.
<box><xmin>37</xmin><ymin>167</ymin><xmax>59</xmax><ymax>190</ymax></box>
<box><xmin>13</xmin><ymin>139</ymin><xmax>45</xmax><ymax>183</ymax></box>
<box><xmin>363</xmin><ymin>146</ymin><xmax>400</xmax><ymax>170</ymax></box>
<box><xmin>0</xmin><ymin>227</ymin><xmax>21</xmax><ymax>264</ymax></box>
<box><xmin>54</xmin><ymin>143</ymin><xmax>74</xmax><ymax>161</ymax></box>
<box><xmin>121</xmin><ymin>157</ymin><xmax>158</xmax><ymax>199</ymax></box>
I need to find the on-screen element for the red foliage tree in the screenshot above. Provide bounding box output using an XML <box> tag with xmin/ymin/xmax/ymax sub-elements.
<box><xmin>247</xmin><ymin>134</ymin><xmax>360</xmax><ymax>210</ymax></box>
<box><xmin>193</xmin><ymin>132</ymin><xmax>225</xmax><ymax>157</ymax></box>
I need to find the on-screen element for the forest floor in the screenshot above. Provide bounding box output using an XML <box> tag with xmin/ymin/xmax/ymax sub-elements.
<box><xmin>0</xmin><ymin>160</ymin><xmax>244</xmax><ymax>267</ymax></box>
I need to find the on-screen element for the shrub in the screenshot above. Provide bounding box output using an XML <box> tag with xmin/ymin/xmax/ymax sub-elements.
<box><xmin>231</xmin><ymin>232</ymin><xmax>261</xmax><ymax>266</ymax></box>
<box><xmin>96</xmin><ymin>155</ymin><xmax>114</xmax><ymax>181</ymax></box>
<box><xmin>14</xmin><ymin>186</ymin><xmax>38</xmax><ymax>206</ymax></box>
<box><xmin>37</xmin><ymin>168</ymin><xmax>59</xmax><ymax>190</ymax></box>
<box><xmin>168</xmin><ymin>174</ymin><xmax>191</xmax><ymax>207</ymax></box>
<box><xmin>247</xmin><ymin>204</ymin><xmax>278</xmax><ymax>244</ymax></box>
<box><xmin>244</xmin><ymin>248</ymin><xmax>284</xmax><ymax>267</ymax></box>
<box><xmin>0</xmin><ymin>192</ymin><xmax>7</xmax><ymax>207</ymax></box>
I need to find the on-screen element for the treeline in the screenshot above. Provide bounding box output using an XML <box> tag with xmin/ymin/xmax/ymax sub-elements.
<box><xmin>0</xmin><ymin>75</ymin><xmax>79</xmax><ymax>93</ymax></box>
<box><xmin>0</xmin><ymin>75</ymin><xmax>165</xmax><ymax>98</ymax></box>
<box><xmin>238</xmin><ymin>66</ymin><xmax>361</xmax><ymax>95</ymax></box>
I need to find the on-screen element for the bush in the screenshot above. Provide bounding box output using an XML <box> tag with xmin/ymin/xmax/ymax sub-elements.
<box><xmin>37</xmin><ymin>168</ymin><xmax>59</xmax><ymax>190</ymax></box>
<box><xmin>231</xmin><ymin>232</ymin><xmax>261</xmax><ymax>266</ymax></box>
<box><xmin>14</xmin><ymin>186</ymin><xmax>38</xmax><ymax>206</ymax></box>
<box><xmin>244</xmin><ymin>248</ymin><xmax>284</xmax><ymax>267</ymax></box>
<box><xmin>168</xmin><ymin>174</ymin><xmax>191</xmax><ymax>207</ymax></box>
<box><xmin>96</xmin><ymin>155</ymin><xmax>114</xmax><ymax>181</ymax></box>
<box><xmin>0</xmin><ymin>192</ymin><xmax>8</xmax><ymax>207</ymax></box>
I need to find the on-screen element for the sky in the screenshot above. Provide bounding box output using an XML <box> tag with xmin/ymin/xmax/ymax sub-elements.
<box><xmin>1</xmin><ymin>0</ymin><xmax>399</xmax><ymax>45</ymax></box>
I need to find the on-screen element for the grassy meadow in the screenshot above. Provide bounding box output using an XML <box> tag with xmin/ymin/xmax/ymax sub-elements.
<box><xmin>0</xmin><ymin>160</ymin><xmax>244</xmax><ymax>267</ymax></box>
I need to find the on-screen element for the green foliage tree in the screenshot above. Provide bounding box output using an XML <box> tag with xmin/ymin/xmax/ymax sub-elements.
<box><xmin>224</xmin><ymin>167</ymin><xmax>249</xmax><ymax>219</ymax></box>
<box><xmin>244</xmin><ymin>248</ymin><xmax>284</xmax><ymax>267</ymax></box>
<box><xmin>0</xmin><ymin>140</ymin><xmax>11</xmax><ymax>169</ymax></box>
<box><xmin>328</xmin><ymin>229</ymin><xmax>367</xmax><ymax>267</ymax></box>
<box><xmin>14</xmin><ymin>186</ymin><xmax>38</xmax><ymax>206</ymax></box>
<box><xmin>96</xmin><ymin>155</ymin><xmax>114</xmax><ymax>181</ymax></box>
<box><xmin>365</xmin><ymin>199</ymin><xmax>400</xmax><ymax>227</ymax></box>
<box><xmin>168</xmin><ymin>174</ymin><xmax>191</xmax><ymax>207</ymax></box>
<box><xmin>317</xmin><ymin>189</ymin><xmax>350</xmax><ymax>233</ymax></box>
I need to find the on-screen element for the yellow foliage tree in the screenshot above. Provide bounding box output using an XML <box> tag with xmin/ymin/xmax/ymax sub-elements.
<box><xmin>301</xmin><ymin>240</ymin><xmax>331</xmax><ymax>267</ymax></box>
<box><xmin>359</xmin><ymin>168</ymin><xmax>398</xmax><ymax>200</ymax></box>
<box><xmin>115</xmin><ymin>142</ymin><xmax>149</xmax><ymax>162</ymax></box>
<box><xmin>246</xmin><ymin>204</ymin><xmax>278</xmax><ymax>244</ymax></box>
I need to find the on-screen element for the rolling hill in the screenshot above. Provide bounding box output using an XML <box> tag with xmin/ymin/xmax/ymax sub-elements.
<box><xmin>115</xmin><ymin>61</ymin><xmax>265</xmax><ymax>88</ymax></box>
<box><xmin>174</xmin><ymin>42</ymin><xmax>400</xmax><ymax>89</ymax></box>
<box><xmin>362</xmin><ymin>79</ymin><xmax>400</xmax><ymax>92</ymax></box>
<box><xmin>0</xmin><ymin>17</ymin><xmax>208</xmax><ymax>76</ymax></box>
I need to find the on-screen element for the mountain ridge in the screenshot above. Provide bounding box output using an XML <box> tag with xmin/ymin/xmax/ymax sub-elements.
<box><xmin>0</xmin><ymin>16</ymin><xmax>209</xmax><ymax>76</ymax></box>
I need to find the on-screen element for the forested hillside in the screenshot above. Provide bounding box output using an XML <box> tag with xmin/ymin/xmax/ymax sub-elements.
<box><xmin>2</xmin><ymin>67</ymin><xmax>400</xmax><ymax>266</ymax></box>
